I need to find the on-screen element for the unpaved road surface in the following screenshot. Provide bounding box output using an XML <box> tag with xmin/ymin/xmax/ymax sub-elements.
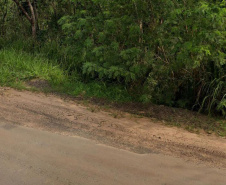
<box><xmin>0</xmin><ymin>88</ymin><xmax>226</xmax><ymax>184</ymax></box>
<box><xmin>0</xmin><ymin>122</ymin><xmax>226</xmax><ymax>185</ymax></box>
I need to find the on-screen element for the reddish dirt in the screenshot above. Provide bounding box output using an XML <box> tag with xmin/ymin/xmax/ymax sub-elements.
<box><xmin>0</xmin><ymin>87</ymin><xmax>226</xmax><ymax>168</ymax></box>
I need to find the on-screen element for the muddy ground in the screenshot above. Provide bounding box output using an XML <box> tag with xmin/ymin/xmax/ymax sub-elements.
<box><xmin>0</xmin><ymin>87</ymin><xmax>225</xmax><ymax>168</ymax></box>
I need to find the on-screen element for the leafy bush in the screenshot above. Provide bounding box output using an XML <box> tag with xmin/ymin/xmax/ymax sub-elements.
<box><xmin>58</xmin><ymin>0</ymin><xmax>226</xmax><ymax>115</ymax></box>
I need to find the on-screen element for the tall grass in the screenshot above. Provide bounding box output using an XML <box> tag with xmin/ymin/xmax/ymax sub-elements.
<box><xmin>0</xmin><ymin>49</ymin><xmax>65</xmax><ymax>85</ymax></box>
<box><xmin>199</xmin><ymin>77</ymin><xmax>226</xmax><ymax>117</ymax></box>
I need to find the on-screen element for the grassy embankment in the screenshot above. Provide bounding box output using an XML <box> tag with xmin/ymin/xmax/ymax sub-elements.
<box><xmin>0</xmin><ymin>49</ymin><xmax>225</xmax><ymax>136</ymax></box>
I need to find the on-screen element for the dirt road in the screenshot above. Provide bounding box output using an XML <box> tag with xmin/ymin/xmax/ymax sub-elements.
<box><xmin>0</xmin><ymin>88</ymin><xmax>226</xmax><ymax>184</ymax></box>
<box><xmin>0</xmin><ymin>121</ymin><xmax>226</xmax><ymax>185</ymax></box>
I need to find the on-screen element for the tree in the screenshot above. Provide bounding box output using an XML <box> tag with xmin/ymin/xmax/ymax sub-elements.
<box><xmin>0</xmin><ymin>0</ymin><xmax>9</xmax><ymax>35</ymax></box>
<box><xmin>12</xmin><ymin>0</ymin><xmax>38</xmax><ymax>39</ymax></box>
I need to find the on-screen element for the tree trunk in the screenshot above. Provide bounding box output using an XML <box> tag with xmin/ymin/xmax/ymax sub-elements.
<box><xmin>1</xmin><ymin>0</ymin><xmax>8</xmax><ymax>35</ymax></box>
<box><xmin>27</xmin><ymin>0</ymin><xmax>36</xmax><ymax>39</ymax></box>
<box><xmin>12</xmin><ymin>0</ymin><xmax>37</xmax><ymax>39</ymax></box>
<box><xmin>33</xmin><ymin>0</ymin><xmax>39</xmax><ymax>31</ymax></box>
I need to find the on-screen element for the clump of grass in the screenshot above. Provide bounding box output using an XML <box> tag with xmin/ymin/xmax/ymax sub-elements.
<box><xmin>0</xmin><ymin>49</ymin><xmax>65</xmax><ymax>86</ymax></box>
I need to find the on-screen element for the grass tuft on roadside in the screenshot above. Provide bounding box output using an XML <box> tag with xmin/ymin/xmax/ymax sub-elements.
<box><xmin>0</xmin><ymin>49</ymin><xmax>65</xmax><ymax>86</ymax></box>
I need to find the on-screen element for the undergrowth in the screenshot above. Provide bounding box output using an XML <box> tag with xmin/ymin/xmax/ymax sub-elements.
<box><xmin>0</xmin><ymin>49</ymin><xmax>132</xmax><ymax>102</ymax></box>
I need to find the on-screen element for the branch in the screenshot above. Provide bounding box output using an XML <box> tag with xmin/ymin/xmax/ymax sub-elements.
<box><xmin>27</xmin><ymin>0</ymin><xmax>35</xmax><ymax>22</ymax></box>
<box><xmin>12</xmin><ymin>0</ymin><xmax>31</xmax><ymax>22</ymax></box>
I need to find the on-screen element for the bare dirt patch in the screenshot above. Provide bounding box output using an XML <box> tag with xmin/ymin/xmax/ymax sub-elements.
<box><xmin>26</xmin><ymin>79</ymin><xmax>51</xmax><ymax>90</ymax></box>
<box><xmin>25</xmin><ymin>79</ymin><xmax>225</xmax><ymax>136</ymax></box>
<box><xmin>0</xmin><ymin>87</ymin><xmax>226</xmax><ymax>168</ymax></box>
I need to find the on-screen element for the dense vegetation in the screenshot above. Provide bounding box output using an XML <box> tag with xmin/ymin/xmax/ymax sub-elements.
<box><xmin>0</xmin><ymin>0</ymin><xmax>225</xmax><ymax>116</ymax></box>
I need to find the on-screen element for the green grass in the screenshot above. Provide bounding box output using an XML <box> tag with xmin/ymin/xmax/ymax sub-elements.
<box><xmin>0</xmin><ymin>49</ymin><xmax>65</xmax><ymax>85</ymax></box>
<box><xmin>0</xmin><ymin>49</ymin><xmax>132</xmax><ymax>102</ymax></box>
<box><xmin>52</xmin><ymin>80</ymin><xmax>133</xmax><ymax>102</ymax></box>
